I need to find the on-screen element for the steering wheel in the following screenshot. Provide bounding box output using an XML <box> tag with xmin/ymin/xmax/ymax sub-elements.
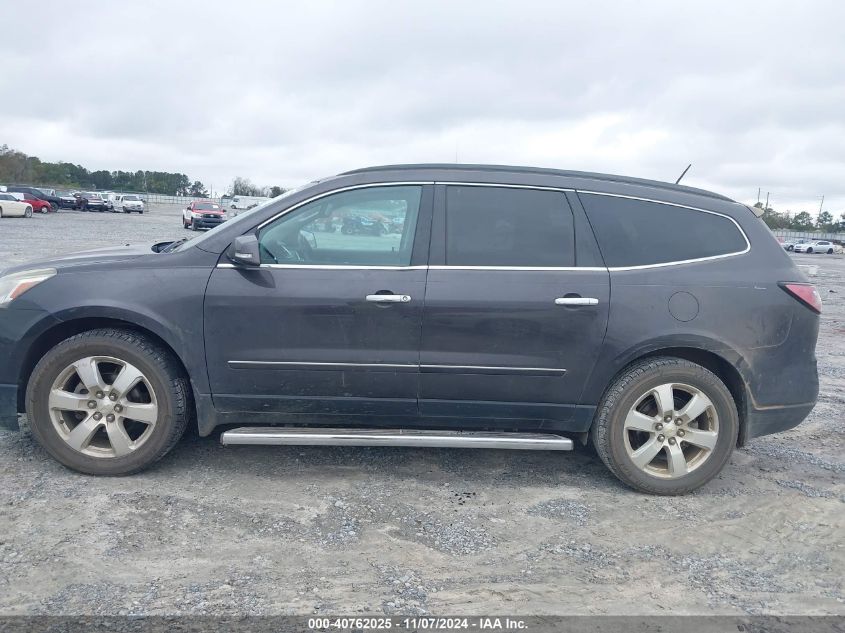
<box><xmin>259</xmin><ymin>238</ymin><xmax>298</xmax><ymax>264</ymax></box>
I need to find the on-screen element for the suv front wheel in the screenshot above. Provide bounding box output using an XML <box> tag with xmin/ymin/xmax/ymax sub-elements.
<box><xmin>26</xmin><ymin>329</ymin><xmax>190</xmax><ymax>475</ymax></box>
<box><xmin>591</xmin><ymin>357</ymin><xmax>738</xmax><ymax>495</ymax></box>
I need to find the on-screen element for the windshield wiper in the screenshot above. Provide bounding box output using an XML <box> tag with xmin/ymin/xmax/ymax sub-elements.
<box><xmin>160</xmin><ymin>237</ymin><xmax>190</xmax><ymax>253</ymax></box>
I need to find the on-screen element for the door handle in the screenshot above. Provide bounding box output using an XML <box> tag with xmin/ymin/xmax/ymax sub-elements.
<box><xmin>555</xmin><ymin>297</ymin><xmax>599</xmax><ymax>306</ymax></box>
<box><xmin>366</xmin><ymin>294</ymin><xmax>412</xmax><ymax>303</ymax></box>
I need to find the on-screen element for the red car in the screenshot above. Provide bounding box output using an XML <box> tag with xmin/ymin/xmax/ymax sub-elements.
<box><xmin>14</xmin><ymin>192</ymin><xmax>53</xmax><ymax>213</ymax></box>
<box><xmin>183</xmin><ymin>199</ymin><xmax>226</xmax><ymax>230</ymax></box>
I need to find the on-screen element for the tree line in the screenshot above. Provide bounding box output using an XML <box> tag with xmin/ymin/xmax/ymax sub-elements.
<box><xmin>0</xmin><ymin>145</ymin><xmax>286</xmax><ymax>199</ymax></box>
<box><xmin>756</xmin><ymin>202</ymin><xmax>845</xmax><ymax>233</ymax></box>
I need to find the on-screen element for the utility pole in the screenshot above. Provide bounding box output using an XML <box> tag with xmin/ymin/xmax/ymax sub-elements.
<box><xmin>819</xmin><ymin>195</ymin><xmax>824</xmax><ymax>214</ymax></box>
<box><xmin>757</xmin><ymin>188</ymin><xmax>761</xmax><ymax>205</ymax></box>
<box><xmin>765</xmin><ymin>191</ymin><xmax>769</xmax><ymax>211</ymax></box>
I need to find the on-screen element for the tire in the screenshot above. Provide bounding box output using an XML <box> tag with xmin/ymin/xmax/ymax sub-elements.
<box><xmin>0</xmin><ymin>207</ymin><xmax>3</xmax><ymax>218</ymax></box>
<box><xmin>191</xmin><ymin>219</ymin><xmax>198</xmax><ymax>231</ymax></box>
<box><xmin>590</xmin><ymin>356</ymin><xmax>738</xmax><ymax>495</ymax></box>
<box><xmin>807</xmin><ymin>248</ymin><xmax>813</xmax><ymax>253</ymax></box>
<box><xmin>827</xmin><ymin>249</ymin><xmax>833</xmax><ymax>254</ymax></box>
<box><xmin>25</xmin><ymin>206</ymin><xmax>32</xmax><ymax>218</ymax></box>
<box><xmin>25</xmin><ymin>328</ymin><xmax>190</xmax><ymax>476</ymax></box>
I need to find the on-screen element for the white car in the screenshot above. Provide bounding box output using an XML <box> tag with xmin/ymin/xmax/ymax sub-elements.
<box><xmin>116</xmin><ymin>194</ymin><xmax>145</xmax><ymax>214</ymax></box>
<box><xmin>0</xmin><ymin>192</ymin><xmax>33</xmax><ymax>218</ymax></box>
<box><xmin>793</xmin><ymin>240</ymin><xmax>835</xmax><ymax>254</ymax></box>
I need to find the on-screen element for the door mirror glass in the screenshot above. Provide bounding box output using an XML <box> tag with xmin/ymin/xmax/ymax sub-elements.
<box><xmin>227</xmin><ymin>234</ymin><xmax>261</xmax><ymax>267</ymax></box>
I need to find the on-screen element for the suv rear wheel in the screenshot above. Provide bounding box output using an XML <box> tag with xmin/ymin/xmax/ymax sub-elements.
<box><xmin>591</xmin><ymin>357</ymin><xmax>738</xmax><ymax>495</ymax></box>
<box><xmin>25</xmin><ymin>329</ymin><xmax>189</xmax><ymax>475</ymax></box>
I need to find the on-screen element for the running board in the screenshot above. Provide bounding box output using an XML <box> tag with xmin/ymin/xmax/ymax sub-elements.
<box><xmin>220</xmin><ymin>427</ymin><xmax>573</xmax><ymax>451</ymax></box>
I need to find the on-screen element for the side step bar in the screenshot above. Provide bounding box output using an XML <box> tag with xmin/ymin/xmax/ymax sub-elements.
<box><xmin>220</xmin><ymin>427</ymin><xmax>573</xmax><ymax>451</ymax></box>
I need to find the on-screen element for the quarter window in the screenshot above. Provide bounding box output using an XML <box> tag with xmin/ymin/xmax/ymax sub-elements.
<box><xmin>258</xmin><ymin>185</ymin><xmax>421</xmax><ymax>266</ymax></box>
<box><xmin>580</xmin><ymin>194</ymin><xmax>748</xmax><ymax>267</ymax></box>
<box><xmin>445</xmin><ymin>186</ymin><xmax>575</xmax><ymax>267</ymax></box>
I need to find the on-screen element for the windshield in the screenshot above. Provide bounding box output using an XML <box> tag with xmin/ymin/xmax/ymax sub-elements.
<box><xmin>124</xmin><ymin>195</ymin><xmax>140</xmax><ymax>201</ymax></box>
<box><xmin>195</xmin><ymin>202</ymin><xmax>221</xmax><ymax>210</ymax></box>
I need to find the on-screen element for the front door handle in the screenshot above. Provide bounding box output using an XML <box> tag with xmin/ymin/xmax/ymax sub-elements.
<box><xmin>555</xmin><ymin>297</ymin><xmax>599</xmax><ymax>306</ymax></box>
<box><xmin>366</xmin><ymin>294</ymin><xmax>412</xmax><ymax>303</ymax></box>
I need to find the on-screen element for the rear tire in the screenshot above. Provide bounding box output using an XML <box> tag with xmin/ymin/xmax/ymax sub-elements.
<box><xmin>591</xmin><ymin>356</ymin><xmax>738</xmax><ymax>495</ymax></box>
<box><xmin>25</xmin><ymin>329</ymin><xmax>190</xmax><ymax>475</ymax></box>
<box><xmin>25</xmin><ymin>206</ymin><xmax>32</xmax><ymax>218</ymax></box>
<box><xmin>827</xmin><ymin>248</ymin><xmax>833</xmax><ymax>254</ymax></box>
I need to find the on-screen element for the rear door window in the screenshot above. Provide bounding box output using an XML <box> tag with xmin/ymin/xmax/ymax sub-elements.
<box><xmin>444</xmin><ymin>186</ymin><xmax>574</xmax><ymax>267</ymax></box>
<box><xmin>580</xmin><ymin>193</ymin><xmax>748</xmax><ymax>268</ymax></box>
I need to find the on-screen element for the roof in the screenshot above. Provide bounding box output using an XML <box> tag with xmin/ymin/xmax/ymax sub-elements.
<box><xmin>340</xmin><ymin>163</ymin><xmax>734</xmax><ymax>202</ymax></box>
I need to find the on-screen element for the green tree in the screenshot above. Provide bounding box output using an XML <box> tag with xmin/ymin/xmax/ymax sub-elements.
<box><xmin>790</xmin><ymin>211</ymin><xmax>814</xmax><ymax>231</ymax></box>
<box><xmin>189</xmin><ymin>181</ymin><xmax>209</xmax><ymax>197</ymax></box>
<box><xmin>817</xmin><ymin>211</ymin><xmax>834</xmax><ymax>232</ymax></box>
<box><xmin>268</xmin><ymin>186</ymin><xmax>287</xmax><ymax>197</ymax></box>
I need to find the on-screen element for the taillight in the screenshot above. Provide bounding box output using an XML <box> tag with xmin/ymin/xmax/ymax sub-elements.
<box><xmin>780</xmin><ymin>283</ymin><xmax>822</xmax><ymax>314</ymax></box>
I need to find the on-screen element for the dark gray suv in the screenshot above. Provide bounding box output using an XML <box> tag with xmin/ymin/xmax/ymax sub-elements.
<box><xmin>0</xmin><ymin>164</ymin><xmax>820</xmax><ymax>494</ymax></box>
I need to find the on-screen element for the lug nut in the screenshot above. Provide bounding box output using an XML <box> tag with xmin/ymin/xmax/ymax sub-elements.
<box><xmin>87</xmin><ymin>401</ymin><xmax>97</xmax><ymax>409</ymax></box>
<box><xmin>106</xmin><ymin>414</ymin><xmax>115</xmax><ymax>422</ymax></box>
<box><xmin>109</xmin><ymin>393</ymin><xmax>117</xmax><ymax>401</ymax></box>
<box><xmin>655</xmin><ymin>423</ymin><xmax>664</xmax><ymax>431</ymax></box>
<box><xmin>675</xmin><ymin>418</ymin><xmax>683</xmax><ymax>425</ymax></box>
<box><xmin>114</xmin><ymin>404</ymin><xmax>123</xmax><ymax>413</ymax></box>
<box><xmin>93</xmin><ymin>412</ymin><xmax>102</xmax><ymax>420</ymax></box>
<box><xmin>668</xmin><ymin>437</ymin><xmax>677</xmax><ymax>445</ymax></box>
<box><xmin>96</xmin><ymin>391</ymin><xmax>105</xmax><ymax>399</ymax></box>
<box><xmin>677</xmin><ymin>429</ymin><xmax>685</xmax><ymax>437</ymax></box>
<box><xmin>664</xmin><ymin>415</ymin><xmax>672</xmax><ymax>422</ymax></box>
<box><xmin>657</xmin><ymin>434</ymin><xmax>665</xmax><ymax>442</ymax></box>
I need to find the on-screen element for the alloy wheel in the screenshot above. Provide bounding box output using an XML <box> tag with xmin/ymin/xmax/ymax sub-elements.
<box><xmin>47</xmin><ymin>356</ymin><xmax>159</xmax><ymax>458</ymax></box>
<box><xmin>622</xmin><ymin>382</ymin><xmax>719</xmax><ymax>479</ymax></box>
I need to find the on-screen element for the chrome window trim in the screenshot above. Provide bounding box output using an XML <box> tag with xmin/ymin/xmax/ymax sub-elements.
<box><xmin>576</xmin><ymin>190</ymin><xmax>751</xmax><ymax>271</ymax></box>
<box><xmin>428</xmin><ymin>265</ymin><xmax>605</xmax><ymax>272</ymax></box>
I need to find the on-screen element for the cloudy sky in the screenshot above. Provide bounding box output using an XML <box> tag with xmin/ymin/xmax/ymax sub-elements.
<box><xmin>2</xmin><ymin>1</ymin><xmax>843</xmax><ymax>213</ymax></box>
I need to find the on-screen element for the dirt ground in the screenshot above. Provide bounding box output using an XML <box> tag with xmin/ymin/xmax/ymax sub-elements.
<box><xmin>0</xmin><ymin>206</ymin><xmax>842</xmax><ymax>615</ymax></box>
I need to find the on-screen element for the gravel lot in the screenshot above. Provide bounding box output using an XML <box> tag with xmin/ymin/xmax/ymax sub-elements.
<box><xmin>0</xmin><ymin>205</ymin><xmax>842</xmax><ymax>616</ymax></box>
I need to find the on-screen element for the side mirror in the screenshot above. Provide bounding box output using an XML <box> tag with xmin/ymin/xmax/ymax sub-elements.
<box><xmin>227</xmin><ymin>234</ymin><xmax>261</xmax><ymax>267</ymax></box>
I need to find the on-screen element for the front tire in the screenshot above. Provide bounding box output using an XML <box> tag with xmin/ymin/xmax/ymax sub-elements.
<box><xmin>591</xmin><ymin>357</ymin><xmax>738</xmax><ymax>495</ymax></box>
<box><xmin>807</xmin><ymin>247</ymin><xmax>813</xmax><ymax>253</ymax></box>
<box><xmin>25</xmin><ymin>329</ymin><xmax>190</xmax><ymax>475</ymax></box>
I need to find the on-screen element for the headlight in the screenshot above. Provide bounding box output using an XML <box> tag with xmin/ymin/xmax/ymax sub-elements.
<box><xmin>0</xmin><ymin>268</ymin><xmax>56</xmax><ymax>305</ymax></box>
<box><xmin>191</xmin><ymin>211</ymin><xmax>203</xmax><ymax>217</ymax></box>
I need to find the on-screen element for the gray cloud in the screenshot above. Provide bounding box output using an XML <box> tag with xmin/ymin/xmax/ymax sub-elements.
<box><xmin>1</xmin><ymin>0</ymin><xmax>843</xmax><ymax>212</ymax></box>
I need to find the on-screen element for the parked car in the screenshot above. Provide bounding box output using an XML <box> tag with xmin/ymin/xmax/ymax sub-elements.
<box><xmin>0</xmin><ymin>164</ymin><xmax>820</xmax><ymax>495</ymax></box>
<box><xmin>183</xmin><ymin>200</ymin><xmax>226</xmax><ymax>230</ymax></box>
<box><xmin>115</xmin><ymin>194</ymin><xmax>145</xmax><ymax>214</ymax></box>
<box><xmin>341</xmin><ymin>214</ymin><xmax>385</xmax><ymax>236</ymax></box>
<box><xmin>781</xmin><ymin>239</ymin><xmax>809</xmax><ymax>251</ymax></box>
<box><xmin>76</xmin><ymin>192</ymin><xmax>110</xmax><ymax>212</ymax></box>
<box><xmin>11</xmin><ymin>192</ymin><xmax>52</xmax><ymax>214</ymax></box>
<box><xmin>56</xmin><ymin>190</ymin><xmax>79</xmax><ymax>209</ymax></box>
<box><xmin>793</xmin><ymin>240</ymin><xmax>835</xmax><ymax>254</ymax></box>
<box><xmin>0</xmin><ymin>192</ymin><xmax>33</xmax><ymax>218</ymax></box>
<box><xmin>3</xmin><ymin>185</ymin><xmax>61</xmax><ymax>211</ymax></box>
<box><xmin>230</xmin><ymin>195</ymin><xmax>270</xmax><ymax>211</ymax></box>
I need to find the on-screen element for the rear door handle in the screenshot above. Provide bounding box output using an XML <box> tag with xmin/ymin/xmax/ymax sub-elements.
<box><xmin>555</xmin><ymin>297</ymin><xmax>599</xmax><ymax>306</ymax></box>
<box><xmin>366</xmin><ymin>294</ymin><xmax>412</xmax><ymax>303</ymax></box>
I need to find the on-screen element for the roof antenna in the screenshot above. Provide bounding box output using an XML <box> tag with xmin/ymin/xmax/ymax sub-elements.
<box><xmin>675</xmin><ymin>163</ymin><xmax>692</xmax><ymax>184</ymax></box>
